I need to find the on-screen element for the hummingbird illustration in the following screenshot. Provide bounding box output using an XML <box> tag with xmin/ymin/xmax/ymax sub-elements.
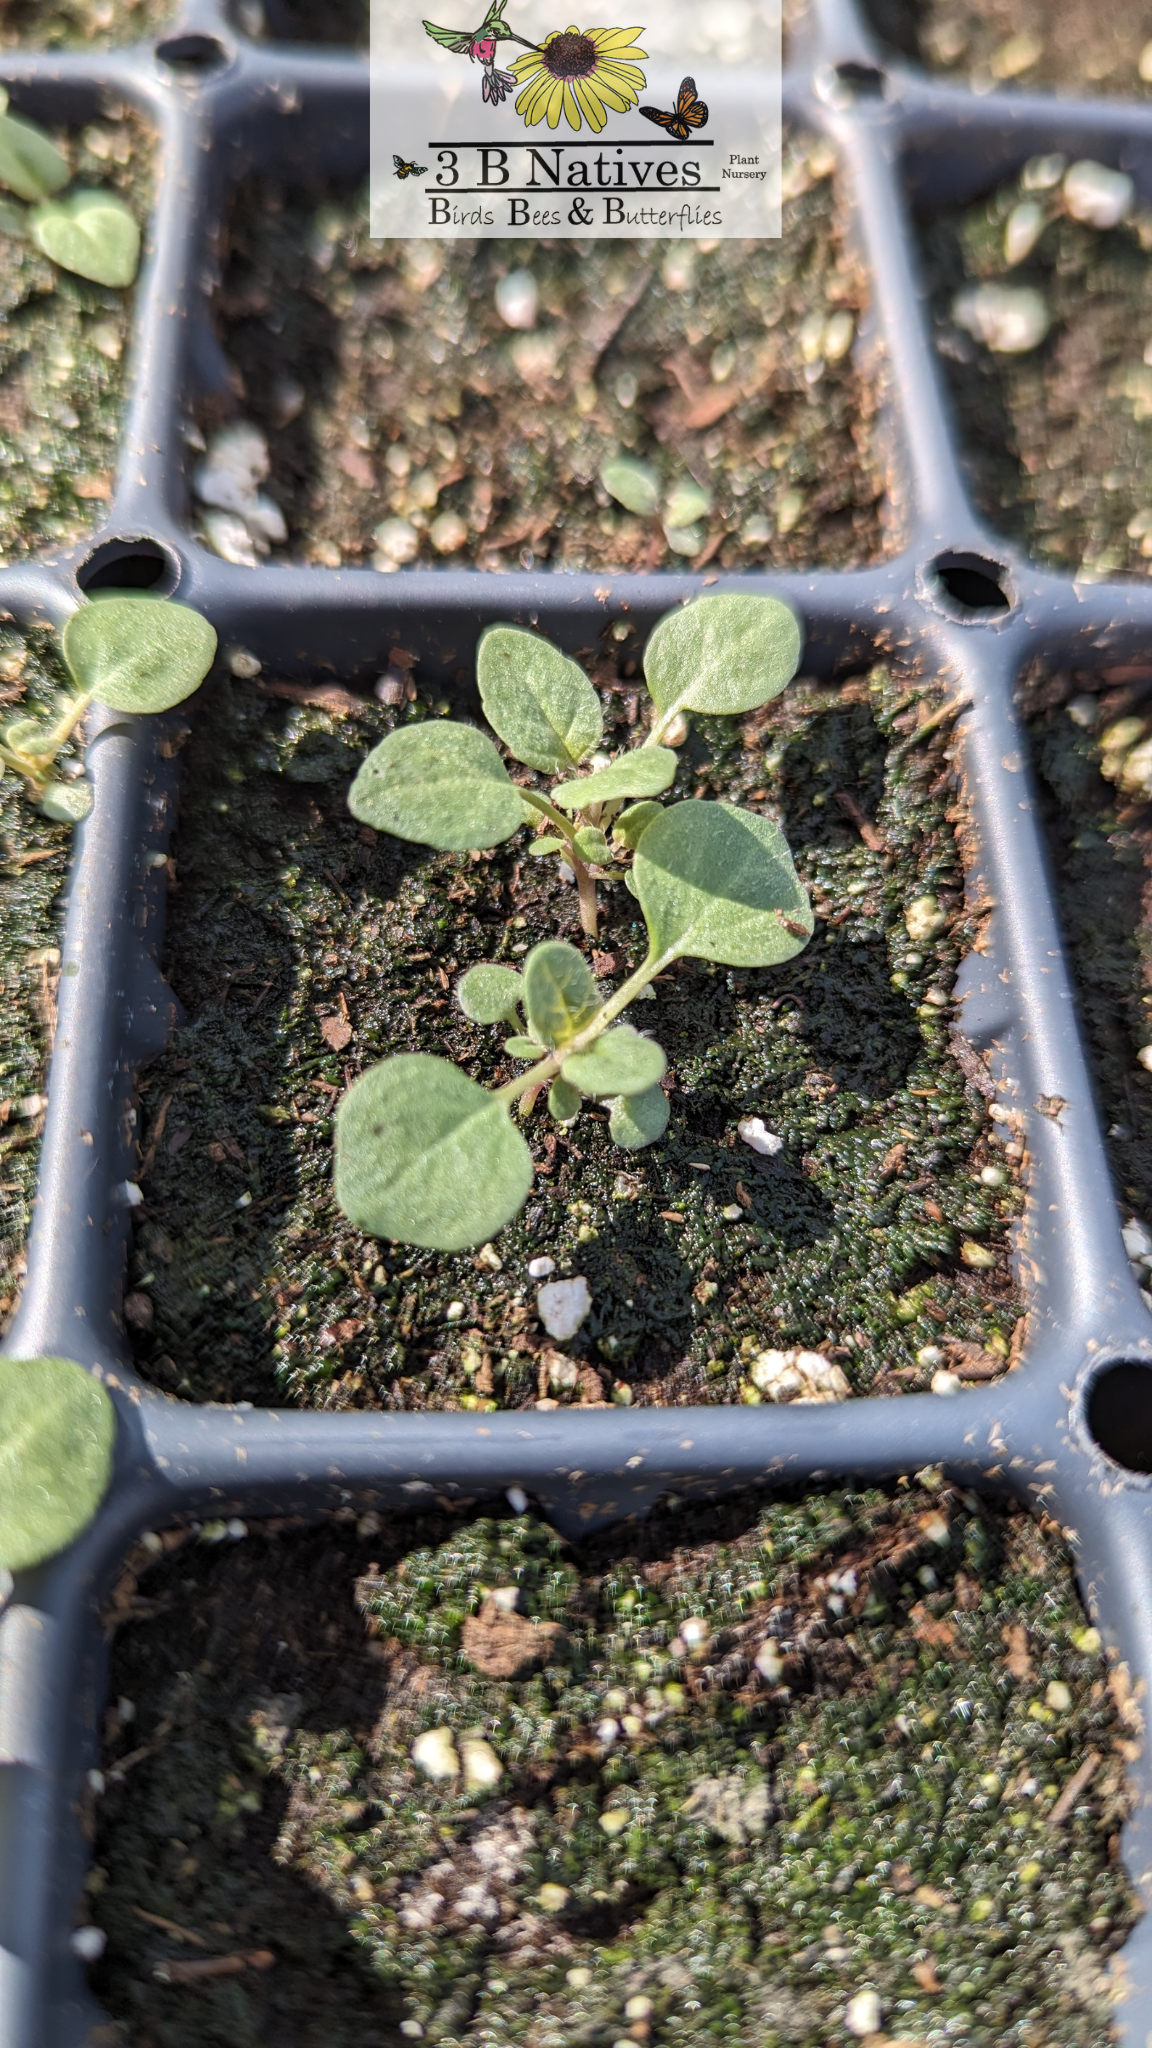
<box><xmin>423</xmin><ymin>0</ymin><xmax>534</xmax><ymax>104</ymax></box>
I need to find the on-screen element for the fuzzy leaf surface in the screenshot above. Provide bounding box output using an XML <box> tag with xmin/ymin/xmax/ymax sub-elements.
<box><xmin>457</xmin><ymin>963</ymin><xmax>523</xmax><ymax>1024</ymax></box>
<box><xmin>334</xmin><ymin>1054</ymin><xmax>532</xmax><ymax>1250</ymax></box>
<box><xmin>0</xmin><ymin>111</ymin><xmax>68</xmax><ymax>202</ymax></box>
<box><xmin>644</xmin><ymin>594</ymin><xmax>802</xmax><ymax>724</ymax></box>
<box><xmin>39</xmin><ymin>780</ymin><xmax>92</xmax><ymax>824</ymax></box>
<box><xmin>0</xmin><ymin>1357</ymin><xmax>115</xmax><ymax>1571</ymax></box>
<box><xmin>523</xmin><ymin>941</ymin><xmax>599</xmax><ymax>1049</ymax></box>
<box><xmin>349</xmin><ymin>721</ymin><xmax>527</xmax><ymax>851</ymax></box>
<box><xmin>552</xmin><ymin>746</ymin><xmax>676</xmax><ymax>811</ymax></box>
<box><xmin>633</xmin><ymin>801</ymin><xmax>813</xmax><ymax>967</ymax></box>
<box><xmin>63</xmin><ymin>596</ymin><xmax>217</xmax><ymax>714</ymax></box>
<box><xmin>613</xmin><ymin>799</ymin><xmax>662</xmax><ymax>849</ymax></box>
<box><xmin>548</xmin><ymin>1077</ymin><xmax>581</xmax><ymax>1121</ymax></box>
<box><xmin>477</xmin><ymin>625</ymin><xmax>602</xmax><ymax>773</ymax></box>
<box><xmin>31</xmin><ymin>188</ymin><xmax>140</xmax><ymax>286</ymax></box>
<box><xmin>608</xmin><ymin>1084</ymin><xmax>670</xmax><ymax>1150</ymax></box>
<box><xmin>503</xmin><ymin>1036</ymin><xmax>541</xmax><ymax>1058</ymax></box>
<box><xmin>561</xmin><ymin>1025</ymin><xmax>666</xmax><ymax>1098</ymax></box>
<box><xmin>529</xmin><ymin>835</ymin><xmax>564</xmax><ymax>857</ymax></box>
<box><xmin>572</xmin><ymin>824</ymin><xmax>611</xmax><ymax>865</ymax></box>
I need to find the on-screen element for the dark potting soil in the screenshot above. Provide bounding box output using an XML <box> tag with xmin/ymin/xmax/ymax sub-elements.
<box><xmin>0</xmin><ymin>106</ymin><xmax>150</xmax><ymax>564</ymax></box>
<box><xmin>88</xmin><ymin>1482</ymin><xmax>1134</xmax><ymax>2047</ymax></box>
<box><xmin>124</xmin><ymin>649</ymin><xmax>1022</xmax><ymax>1415</ymax></box>
<box><xmin>923</xmin><ymin>162</ymin><xmax>1152</xmax><ymax>579</ymax></box>
<box><xmin>0</xmin><ymin>625</ymin><xmax>80</xmax><ymax>1334</ymax></box>
<box><xmin>236</xmin><ymin>0</ymin><xmax>368</xmax><ymax>44</ymax></box>
<box><xmin>1021</xmin><ymin>666</ymin><xmax>1152</xmax><ymax>1223</ymax></box>
<box><xmin>862</xmin><ymin>0</ymin><xmax>1152</xmax><ymax>95</ymax></box>
<box><xmin>201</xmin><ymin>133</ymin><xmax>884</xmax><ymax>577</ymax></box>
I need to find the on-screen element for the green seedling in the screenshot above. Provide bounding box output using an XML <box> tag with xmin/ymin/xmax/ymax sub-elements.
<box><xmin>1</xmin><ymin>594</ymin><xmax>217</xmax><ymax>822</ymax></box>
<box><xmin>0</xmin><ymin>87</ymin><xmax>141</xmax><ymax>287</ymax></box>
<box><xmin>349</xmin><ymin>591</ymin><xmax>802</xmax><ymax>938</ymax></box>
<box><xmin>336</xmin><ymin>788</ymin><xmax>813</xmax><ymax>1253</ymax></box>
<box><xmin>0</xmin><ymin>1356</ymin><xmax>115</xmax><ymax>1571</ymax></box>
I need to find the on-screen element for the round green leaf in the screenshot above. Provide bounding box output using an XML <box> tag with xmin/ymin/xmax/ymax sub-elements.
<box><xmin>4</xmin><ymin>715</ymin><xmax>52</xmax><ymax>757</ymax></box>
<box><xmin>523</xmin><ymin>940</ymin><xmax>599</xmax><ymax>1049</ymax></box>
<box><xmin>38</xmin><ymin>779</ymin><xmax>92</xmax><ymax>824</ymax></box>
<box><xmin>62</xmin><ymin>596</ymin><xmax>217</xmax><ymax>714</ymax></box>
<box><xmin>573</xmin><ymin>824</ymin><xmax>611</xmax><ymax>866</ymax></box>
<box><xmin>613</xmin><ymin>800</ymin><xmax>663</xmax><ymax>850</ymax></box>
<box><xmin>334</xmin><ymin>1053</ymin><xmax>533</xmax><ymax>1251</ymax></box>
<box><xmin>349</xmin><ymin>721</ymin><xmax>527</xmax><ymax>852</ymax></box>
<box><xmin>552</xmin><ymin>746</ymin><xmax>677</xmax><ymax>812</ymax></box>
<box><xmin>548</xmin><ymin>1076</ymin><xmax>581</xmax><ymax>1122</ymax></box>
<box><xmin>503</xmin><ymin>1035</ymin><xmax>541</xmax><ymax>1058</ymax></box>
<box><xmin>0</xmin><ymin>110</ymin><xmax>68</xmax><ymax>203</ymax></box>
<box><xmin>600</xmin><ymin>455</ymin><xmax>660</xmax><ymax>517</ymax></box>
<box><xmin>529</xmin><ymin>835</ymin><xmax>565</xmax><ymax>857</ymax></box>
<box><xmin>30</xmin><ymin>188</ymin><xmax>140</xmax><ymax>287</ymax></box>
<box><xmin>477</xmin><ymin>625</ymin><xmax>602</xmax><ymax>774</ymax></box>
<box><xmin>633</xmin><ymin>801</ymin><xmax>814</xmax><ymax>967</ymax></box>
<box><xmin>457</xmin><ymin>962</ymin><xmax>523</xmax><ymax>1024</ymax></box>
<box><xmin>644</xmin><ymin>594</ymin><xmax>803</xmax><ymax>726</ymax></box>
<box><xmin>561</xmin><ymin>1024</ymin><xmax>666</xmax><ymax>1098</ymax></box>
<box><xmin>608</xmin><ymin>1084</ymin><xmax>670</xmax><ymax>1150</ymax></box>
<box><xmin>0</xmin><ymin>1356</ymin><xmax>115</xmax><ymax>1571</ymax></box>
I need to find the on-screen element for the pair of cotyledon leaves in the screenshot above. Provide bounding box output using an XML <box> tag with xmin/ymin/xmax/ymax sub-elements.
<box><xmin>347</xmin><ymin>593</ymin><xmax>802</xmax><ymax>851</ymax></box>
<box><xmin>334</xmin><ymin>801</ymin><xmax>813</xmax><ymax>1250</ymax></box>
<box><xmin>0</xmin><ymin>95</ymin><xmax>141</xmax><ymax>287</ymax></box>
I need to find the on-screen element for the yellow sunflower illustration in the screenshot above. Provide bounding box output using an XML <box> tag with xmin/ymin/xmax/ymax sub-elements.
<box><xmin>511</xmin><ymin>25</ymin><xmax>648</xmax><ymax>133</ymax></box>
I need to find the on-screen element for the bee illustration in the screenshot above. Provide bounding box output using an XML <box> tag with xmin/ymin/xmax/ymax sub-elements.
<box><xmin>393</xmin><ymin>153</ymin><xmax>430</xmax><ymax>179</ymax></box>
<box><xmin>639</xmin><ymin>75</ymin><xmax>708</xmax><ymax>141</ymax></box>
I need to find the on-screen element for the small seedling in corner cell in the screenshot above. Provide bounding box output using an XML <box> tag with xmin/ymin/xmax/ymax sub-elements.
<box><xmin>0</xmin><ymin>88</ymin><xmax>141</xmax><ymax>287</ymax></box>
<box><xmin>0</xmin><ymin>595</ymin><xmax>217</xmax><ymax>822</ymax></box>
<box><xmin>335</xmin><ymin>593</ymin><xmax>813</xmax><ymax>1253</ymax></box>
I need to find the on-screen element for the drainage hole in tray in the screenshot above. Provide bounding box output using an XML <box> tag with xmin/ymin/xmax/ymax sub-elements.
<box><xmin>931</xmin><ymin>549</ymin><xmax>1012</xmax><ymax>615</ymax></box>
<box><xmin>154</xmin><ymin>33</ymin><xmax>231</xmax><ymax>72</ymax></box>
<box><xmin>76</xmin><ymin>537</ymin><xmax>178</xmax><ymax>594</ymax></box>
<box><xmin>1086</xmin><ymin>1360</ymin><xmax>1152</xmax><ymax>1473</ymax></box>
<box><xmin>834</xmin><ymin>60</ymin><xmax>887</xmax><ymax>95</ymax></box>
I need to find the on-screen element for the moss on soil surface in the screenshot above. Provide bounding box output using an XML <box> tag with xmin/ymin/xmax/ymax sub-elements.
<box><xmin>126</xmin><ymin>653</ymin><xmax>1021</xmax><ymax>1412</ymax></box>
<box><xmin>91</xmin><ymin>1482</ymin><xmax>1133</xmax><ymax>2046</ymax></box>
<box><xmin>923</xmin><ymin>161</ymin><xmax>1152</xmax><ymax>577</ymax></box>
<box><xmin>0</xmin><ymin>0</ymin><xmax>170</xmax><ymax>45</ymax></box>
<box><xmin>862</xmin><ymin>0</ymin><xmax>1152</xmax><ymax>94</ymax></box>
<box><xmin>0</xmin><ymin>627</ymin><xmax>78</xmax><ymax>1327</ymax></box>
<box><xmin>0</xmin><ymin>107</ymin><xmax>150</xmax><ymax>563</ymax></box>
<box><xmin>207</xmin><ymin>133</ymin><xmax>882</xmax><ymax>576</ymax></box>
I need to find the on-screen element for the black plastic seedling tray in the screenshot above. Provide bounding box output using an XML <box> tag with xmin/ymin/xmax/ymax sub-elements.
<box><xmin>7</xmin><ymin>0</ymin><xmax>1152</xmax><ymax>2039</ymax></box>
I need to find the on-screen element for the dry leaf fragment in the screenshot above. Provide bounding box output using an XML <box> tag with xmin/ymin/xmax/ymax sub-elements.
<box><xmin>1002</xmin><ymin>1622</ymin><xmax>1033</xmax><ymax>1680</ymax></box>
<box><xmin>461</xmin><ymin>1597</ymin><xmax>568</xmax><ymax>1679</ymax></box>
<box><xmin>911</xmin><ymin>1958</ymin><xmax>941</xmax><ymax>1993</ymax></box>
<box><xmin>154</xmin><ymin>1947</ymin><xmax>274</xmax><ymax>1984</ymax></box>
<box><xmin>321</xmin><ymin>1015</ymin><xmax>353</xmax><ymax>1051</ymax></box>
<box><xmin>910</xmin><ymin>1602</ymin><xmax>955</xmax><ymax>1650</ymax></box>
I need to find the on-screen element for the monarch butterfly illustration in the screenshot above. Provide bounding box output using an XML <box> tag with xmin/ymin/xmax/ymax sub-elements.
<box><xmin>393</xmin><ymin>153</ymin><xmax>430</xmax><ymax>179</ymax></box>
<box><xmin>639</xmin><ymin>75</ymin><xmax>708</xmax><ymax>141</ymax></box>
